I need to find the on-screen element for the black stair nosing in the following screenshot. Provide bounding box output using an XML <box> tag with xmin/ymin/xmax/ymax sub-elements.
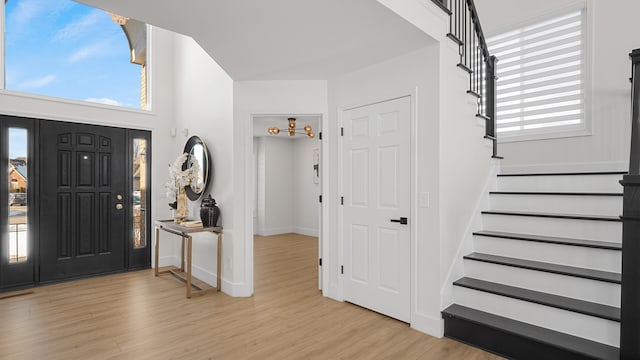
<box><xmin>492</xmin><ymin>155</ymin><xmax>504</xmax><ymax>160</ymax></box>
<box><xmin>453</xmin><ymin>277</ymin><xmax>620</xmax><ymax>322</ymax></box>
<box><xmin>466</xmin><ymin>90</ymin><xmax>481</xmax><ymax>98</ymax></box>
<box><xmin>446</xmin><ymin>33</ymin><xmax>463</xmax><ymax>46</ymax></box>
<box><xmin>472</xmin><ymin>230</ymin><xmax>622</xmax><ymax>250</ymax></box>
<box><xmin>442</xmin><ymin>304</ymin><xmax>620</xmax><ymax>360</ymax></box>
<box><xmin>457</xmin><ymin>63</ymin><xmax>473</xmax><ymax>74</ymax></box>
<box><xmin>463</xmin><ymin>252</ymin><xmax>621</xmax><ymax>284</ymax></box>
<box><xmin>481</xmin><ymin>210</ymin><xmax>622</xmax><ymax>222</ymax></box>
<box><xmin>476</xmin><ymin>113</ymin><xmax>490</xmax><ymax>121</ymax></box>
<box><xmin>498</xmin><ymin>171</ymin><xmax>627</xmax><ymax>177</ymax></box>
<box><xmin>490</xmin><ymin>191</ymin><xmax>623</xmax><ymax>197</ymax></box>
<box><xmin>430</xmin><ymin>0</ymin><xmax>452</xmax><ymax>15</ymax></box>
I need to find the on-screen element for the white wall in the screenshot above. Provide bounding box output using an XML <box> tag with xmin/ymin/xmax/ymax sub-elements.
<box><xmin>233</xmin><ymin>80</ymin><xmax>328</xmax><ymax>296</ymax></box>
<box><xmin>255</xmin><ymin>137</ymin><xmax>294</xmax><ymax>236</ymax></box>
<box><xmin>254</xmin><ymin>136</ymin><xmax>319</xmax><ymax>237</ymax></box>
<box><xmin>172</xmin><ymin>33</ymin><xmax>234</xmax><ymax>290</ymax></box>
<box><xmin>0</xmin><ymin>26</ymin><xmax>178</xmax><ymax>264</ymax></box>
<box><xmin>475</xmin><ymin>0</ymin><xmax>639</xmax><ymax>168</ymax></box>
<box><xmin>293</xmin><ymin>137</ymin><xmax>320</xmax><ymax>237</ymax></box>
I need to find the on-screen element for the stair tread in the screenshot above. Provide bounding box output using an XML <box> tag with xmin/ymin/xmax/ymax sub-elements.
<box><xmin>482</xmin><ymin>210</ymin><xmax>622</xmax><ymax>222</ymax></box>
<box><xmin>442</xmin><ymin>304</ymin><xmax>620</xmax><ymax>360</ymax></box>
<box><xmin>463</xmin><ymin>252</ymin><xmax>621</xmax><ymax>284</ymax></box>
<box><xmin>454</xmin><ymin>277</ymin><xmax>620</xmax><ymax>321</ymax></box>
<box><xmin>446</xmin><ymin>33</ymin><xmax>463</xmax><ymax>46</ymax></box>
<box><xmin>473</xmin><ymin>230</ymin><xmax>621</xmax><ymax>250</ymax></box>
<box><xmin>490</xmin><ymin>191</ymin><xmax>622</xmax><ymax>196</ymax></box>
<box><xmin>498</xmin><ymin>171</ymin><xmax>627</xmax><ymax>177</ymax></box>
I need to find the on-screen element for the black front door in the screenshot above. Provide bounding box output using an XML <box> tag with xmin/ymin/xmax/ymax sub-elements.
<box><xmin>39</xmin><ymin>121</ymin><xmax>126</xmax><ymax>282</ymax></box>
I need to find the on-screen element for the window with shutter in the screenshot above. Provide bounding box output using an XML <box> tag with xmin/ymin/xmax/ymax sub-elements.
<box><xmin>487</xmin><ymin>7</ymin><xmax>588</xmax><ymax>141</ymax></box>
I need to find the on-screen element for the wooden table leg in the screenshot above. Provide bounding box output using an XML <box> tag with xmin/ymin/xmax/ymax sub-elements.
<box><xmin>154</xmin><ymin>226</ymin><xmax>160</xmax><ymax>276</ymax></box>
<box><xmin>217</xmin><ymin>233</ymin><xmax>222</xmax><ymax>292</ymax></box>
<box><xmin>186</xmin><ymin>235</ymin><xmax>193</xmax><ymax>299</ymax></box>
<box><xmin>181</xmin><ymin>237</ymin><xmax>185</xmax><ymax>272</ymax></box>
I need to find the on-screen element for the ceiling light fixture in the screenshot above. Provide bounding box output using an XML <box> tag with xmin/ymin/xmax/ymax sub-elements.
<box><xmin>267</xmin><ymin>118</ymin><xmax>314</xmax><ymax>138</ymax></box>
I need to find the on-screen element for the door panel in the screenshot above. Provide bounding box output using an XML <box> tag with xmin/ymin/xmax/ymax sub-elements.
<box><xmin>343</xmin><ymin>96</ymin><xmax>411</xmax><ymax>322</ymax></box>
<box><xmin>40</xmin><ymin>121</ymin><xmax>126</xmax><ymax>282</ymax></box>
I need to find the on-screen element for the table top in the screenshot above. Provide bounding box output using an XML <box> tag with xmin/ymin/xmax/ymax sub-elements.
<box><xmin>155</xmin><ymin>219</ymin><xmax>222</xmax><ymax>234</ymax></box>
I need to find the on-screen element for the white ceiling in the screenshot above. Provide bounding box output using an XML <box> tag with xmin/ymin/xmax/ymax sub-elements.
<box><xmin>77</xmin><ymin>0</ymin><xmax>435</xmax><ymax>80</ymax></box>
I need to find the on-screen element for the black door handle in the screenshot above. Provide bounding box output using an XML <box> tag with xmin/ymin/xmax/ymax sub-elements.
<box><xmin>390</xmin><ymin>217</ymin><xmax>408</xmax><ymax>225</ymax></box>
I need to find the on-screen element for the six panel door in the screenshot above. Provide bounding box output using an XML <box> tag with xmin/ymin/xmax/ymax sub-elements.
<box><xmin>39</xmin><ymin>121</ymin><xmax>127</xmax><ymax>282</ymax></box>
<box><xmin>342</xmin><ymin>96</ymin><xmax>412</xmax><ymax>322</ymax></box>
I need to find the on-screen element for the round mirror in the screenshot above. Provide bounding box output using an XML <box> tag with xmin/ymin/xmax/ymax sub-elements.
<box><xmin>182</xmin><ymin>136</ymin><xmax>211</xmax><ymax>201</ymax></box>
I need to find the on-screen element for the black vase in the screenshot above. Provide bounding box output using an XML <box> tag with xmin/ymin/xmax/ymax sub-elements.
<box><xmin>200</xmin><ymin>194</ymin><xmax>220</xmax><ymax>228</ymax></box>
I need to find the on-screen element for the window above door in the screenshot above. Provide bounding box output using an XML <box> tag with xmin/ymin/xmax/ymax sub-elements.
<box><xmin>2</xmin><ymin>0</ymin><xmax>149</xmax><ymax>110</ymax></box>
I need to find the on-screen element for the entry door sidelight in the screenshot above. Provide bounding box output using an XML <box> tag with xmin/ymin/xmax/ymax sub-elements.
<box><xmin>39</xmin><ymin>121</ymin><xmax>126</xmax><ymax>282</ymax></box>
<box><xmin>0</xmin><ymin>117</ymin><xmax>36</xmax><ymax>289</ymax></box>
<box><xmin>127</xmin><ymin>129</ymin><xmax>151</xmax><ymax>269</ymax></box>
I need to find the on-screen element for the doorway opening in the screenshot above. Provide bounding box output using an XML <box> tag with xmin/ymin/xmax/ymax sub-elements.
<box><xmin>251</xmin><ymin>115</ymin><xmax>323</xmax><ymax>293</ymax></box>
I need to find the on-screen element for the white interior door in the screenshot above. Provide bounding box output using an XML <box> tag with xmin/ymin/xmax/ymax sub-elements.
<box><xmin>342</xmin><ymin>96</ymin><xmax>411</xmax><ymax>322</ymax></box>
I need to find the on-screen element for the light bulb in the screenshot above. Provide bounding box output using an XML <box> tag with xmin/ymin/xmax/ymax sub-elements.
<box><xmin>308</xmin><ymin>131</ymin><xmax>315</xmax><ymax>138</ymax></box>
<box><xmin>304</xmin><ymin>125</ymin><xmax>312</xmax><ymax>132</ymax></box>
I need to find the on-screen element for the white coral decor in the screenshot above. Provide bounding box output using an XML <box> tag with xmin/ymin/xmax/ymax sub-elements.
<box><xmin>164</xmin><ymin>152</ymin><xmax>199</xmax><ymax>209</ymax></box>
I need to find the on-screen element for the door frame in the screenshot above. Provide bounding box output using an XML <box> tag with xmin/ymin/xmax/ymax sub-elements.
<box><xmin>338</xmin><ymin>91</ymin><xmax>418</xmax><ymax>325</ymax></box>
<box><xmin>244</xmin><ymin>112</ymin><xmax>329</xmax><ymax>295</ymax></box>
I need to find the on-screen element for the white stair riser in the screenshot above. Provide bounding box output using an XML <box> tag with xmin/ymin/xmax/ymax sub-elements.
<box><xmin>464</xmin><ymin>260</ymin><xmax>620</xmax><ymax>307</ymax></box>
<box><xmin>453</xmin><ymin>286</ymin><xmax>620</xmax><ymax>347</ymax></box>
<box><xmin>482</xmin><ymin>214</ymin><xmax>621</xmax><ymax>242</ymax></box>
<box><xmin>497</xmin><ymin>175</ymin><xmax>623</xmax><ymax>193</ymax></box>
<box><xmin>473</xmin><ymin>236</ymin><xmax>621</xmax><ymax>273</ymax></box>
<box><xmin>490</xmin><ymin>194</ymin><xmax>622</xmax><ymax>217</ymax></box>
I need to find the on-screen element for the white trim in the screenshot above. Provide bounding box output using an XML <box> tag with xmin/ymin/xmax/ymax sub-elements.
<box><xmin>338</xmin><ymin>90</ymin><xmax>418</xmax><ymax>327</ymax></box>
<box><xmin>292</xmin><ymin>227</ymin><xmax>319</xmax><ymax>238</ymax></box>
<box><xmin>439</xmin><ymin>161</ymin><xmax>499</xmax><ymax>315</ymax></box>
<box><xmin>254</xmin><ymin>227</ymin><xmax>295</xmax><ymax>237</ymax></box>
<box><xmin>500</xmin><ymin>161</ymin><xmax>628</xmax><ymax>174</ymax></box>
<box><xmin>411</xmin><ymin>312</ymin><xmax>445</xmax><ymax>338</ymax></box>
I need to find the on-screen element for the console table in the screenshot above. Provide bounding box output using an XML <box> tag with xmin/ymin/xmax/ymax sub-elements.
<box><xmin>154</xmin><ymin>220</ymin><xmax>222</xmax><ymax>298</ymax></box>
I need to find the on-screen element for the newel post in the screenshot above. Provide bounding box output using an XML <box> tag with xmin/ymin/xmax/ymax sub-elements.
<box><xmin>485</xmin><ymin>55</ymin><xmax>499</xmax><ymax>158</ymax></box>
<box><xmin>620</xmin><ymin>49</ymin><xmax>640</xmax><ymax>360</ymax></box>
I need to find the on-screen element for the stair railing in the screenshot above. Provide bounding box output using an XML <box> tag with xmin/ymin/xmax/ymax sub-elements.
<box><xmin>431</xmin><ymin>0</ymin><xmax>501</xmax><ymax>159</ymax></box>
<box><xmin>620</xmin><ymin>49</ymin><xmax>640</xmax><ymax>360</ymax></box>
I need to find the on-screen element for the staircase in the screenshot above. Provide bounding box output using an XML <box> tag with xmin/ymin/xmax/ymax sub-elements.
<box><xmin>442</xmin><ymin>171</ymin><xmax>625</xmax><ymax>359</ymax></box>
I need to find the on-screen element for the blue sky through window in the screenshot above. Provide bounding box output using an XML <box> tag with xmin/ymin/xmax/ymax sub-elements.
<box><xmin>5</xmin><ymin>0</ymin><xmax>142</xmax><ymax>108</ymax></box>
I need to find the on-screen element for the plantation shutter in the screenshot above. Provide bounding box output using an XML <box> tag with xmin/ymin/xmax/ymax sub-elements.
<box><xmin>487</xmin><ymin>8</ymin><xmax>586</xmax><ymax>137</ymax></box>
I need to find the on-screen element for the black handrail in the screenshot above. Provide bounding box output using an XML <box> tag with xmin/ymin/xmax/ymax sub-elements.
<box><xmin>431</xmin><ymin>0</ymin><xmax>500</xmax><ymax>159</ymax></box>
<box><xmin>620</xmin><ymin>49</ymin><xmax>640</xmax><ymax>360</ymax></box>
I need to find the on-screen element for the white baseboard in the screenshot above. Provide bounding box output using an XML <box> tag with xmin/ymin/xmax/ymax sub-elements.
<box><xmin>500</xmin><ymin>161</ymin><xmax>628</xmax><ymax>174</ymax></box>
<box><xmin>254</xmin><ymin>227</ymin><xmax>294</xmax><ymax>236</ymax></box>
<box><xmin>293</xmin><ymin>226</ymin><xmax>319</xmax><ymax>237</ymax></box>
<box><xmin>411</xmin><ymin>312</ymin><xmax>444</xmax><ymax>338</ymax></box>
<box><xmin>155</xmin><ymin>256</ymin><xmax>250</xmax><ymax>297</ymax></box>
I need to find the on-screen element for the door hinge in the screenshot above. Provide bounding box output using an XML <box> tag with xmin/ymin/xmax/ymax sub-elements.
<box><xmin>341</xmin><ymin>127</ymin><xmax>344</xmax><ymax>136</ymax></box>
<box><xmin>340</xmin><ymin>196</ymin><xmax>344</xmax><ymax>205</ymax></box>
<box><xmin>319</xmin><ymin>195</ymin><xmax>322</xmax><ymax>203</ymax></box>
<box><xmin>341</xmin><ymin>265</ymin><xmax>344</xmax><ymax>274</ymax></box>
<box><xmin>319</xmin><ymin>258</ymin><xmax>323</xmax><ymax>266</ymax></box>
<box><xmin>319</xmin><ymin>132</ymin><xmax>322</xmax><ymax>140</ymax></box>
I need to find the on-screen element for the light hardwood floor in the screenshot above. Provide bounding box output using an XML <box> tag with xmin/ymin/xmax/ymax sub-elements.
<box><xmin>0</xmin><ymin>233</ymin><xmax>502</xmax><ymax>359</ymax></box>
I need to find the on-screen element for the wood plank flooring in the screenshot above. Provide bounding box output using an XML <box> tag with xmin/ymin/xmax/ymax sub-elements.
<box><xmin>0</xmin><ymin>233</ymin><xmax>502</xmax><ymax>359</ymax></box>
